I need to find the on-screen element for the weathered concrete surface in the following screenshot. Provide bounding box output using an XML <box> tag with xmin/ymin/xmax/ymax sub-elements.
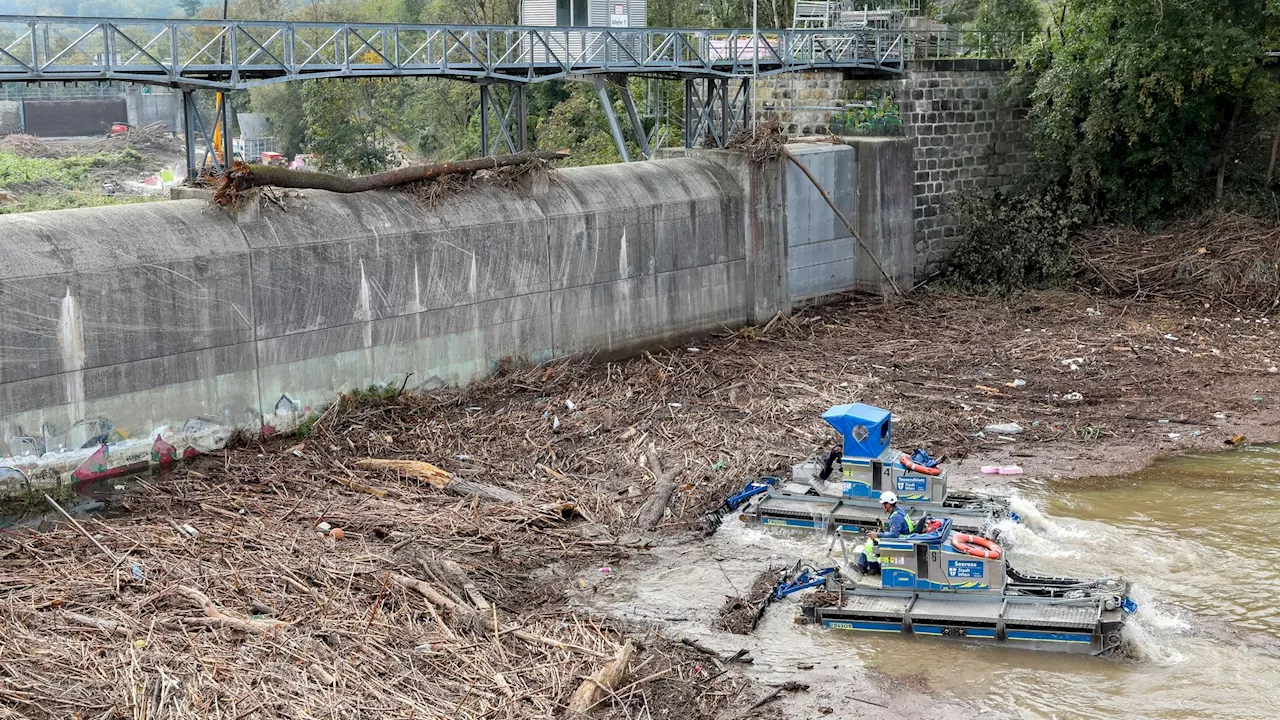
<box><xmin>0</xmin><ymin>156</ymin><xmax>763</xmax><ymax>487</ymax></box>
<box><xmin>784</xmin><ymin>142</ymin><xmax>856</xmax><ymax>301</ymax></box>
<box><xmin>662</xmin><ymin>140</ymin><xmax>910</xmax><ymax>299</ymax></box>
<box><xmin>657</xmin><ymin>147</ymin><xmax>790</xmax><ymax>324</ymax></box>
<box><xmin>849</xmin><ymin>138</ymin><xmax>915</xmax><ymax>293</ymax></box>
<box><xmin>125</xmin><ymin>88</ymin><xmax>183</xmax><ymax>132</ymax></box>
<box><xmin>0</xmin><ymin>100</ymin><xmax>20</xmax><ymax>134</ymax></box>
<box><xmin>0</xmin><ymin>145</ymin><xmax>915</xmax><ymax>489</ymax></box>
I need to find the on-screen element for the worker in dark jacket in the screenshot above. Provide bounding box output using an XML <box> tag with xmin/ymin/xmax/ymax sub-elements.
<box><xmin>870</xmin><ymin>491</ymin><xmax>914</xmax><ymax>539</ymax></box>
<box><xmin>855</xmin><ymin>492</ymin><xmax>913</xmax><ymax>575</ymax></box>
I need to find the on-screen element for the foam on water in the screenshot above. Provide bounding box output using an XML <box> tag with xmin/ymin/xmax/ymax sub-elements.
<box><xmin>995</xmin><ymin>493</ymin><xmax>1090</xmax><ymax>563</ymax></box>
<box><xmin>1117</xmin><ymin>584</ymin><xmax>1191</xmax><ymax>665</ymax></box>
<box><xmin>622</xmin><ymin>450</ymin><xmax>1280</xmax><ymax>719</ymax></box>
<box><xmin>1007</xmin><ymin>492</ymin><xmax>1088</xmax><ymax>539</ymax></box>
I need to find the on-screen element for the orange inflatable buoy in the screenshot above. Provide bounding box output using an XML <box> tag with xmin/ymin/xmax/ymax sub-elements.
<box><xmin>899</xmin><ymin>454</ymin><xmax>942</xmax><ymax>476</ymax></box>
<box><xmin>951</xmin><ymin>533</ymin><xmax>1003</xmax><ymax>559</ymax></box>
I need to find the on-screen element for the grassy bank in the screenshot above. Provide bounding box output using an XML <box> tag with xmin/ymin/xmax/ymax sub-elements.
<box><xmin>0</xmin><ymin>141</ymin><xmax>172</xmax><ymax>214</ymax></box>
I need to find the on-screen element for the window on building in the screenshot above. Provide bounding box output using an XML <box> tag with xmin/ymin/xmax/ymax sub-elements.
<box><xmin>555</xmin><ymin>0</ymin><xmax>589</xmax><ymax>26</ymax></box>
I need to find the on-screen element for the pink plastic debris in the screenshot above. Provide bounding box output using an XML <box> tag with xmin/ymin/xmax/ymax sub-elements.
<box><xmin>981</xmin><ymin>465</ymin><xmax>1024</xmax><ymax>475</ymax></box>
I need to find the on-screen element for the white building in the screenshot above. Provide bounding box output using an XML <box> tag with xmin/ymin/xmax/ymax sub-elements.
<box><xmin>520</xmin><ymin>0</ymin><xmax>647</xmax><ymax>28</ymax></box>
<box><xmin>520</xmin><ymin>0</ymin><xmax>648</xmax><ymax>62</ymax></box>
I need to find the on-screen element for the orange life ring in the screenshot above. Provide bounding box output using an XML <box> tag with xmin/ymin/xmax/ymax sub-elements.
<box><xmin>899</xmin><ymin>454</ymin><xmax>942</xmax><ymax>476</ymax></box>
<box><xmin>950</xmin><ymin>533</ymin><xmax>1003</xmax><ymax>560</ymax></box>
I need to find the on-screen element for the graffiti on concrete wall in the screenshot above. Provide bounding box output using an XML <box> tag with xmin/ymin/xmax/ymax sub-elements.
<box><xmin>0</xmin><ymin>416</ymin><xmax>124</xmax><ymax>459</ymax></box>
<box><xmin>0</xmin><ymin>392</ymin><xmax>313</xmax><ymax>489</ymax></box>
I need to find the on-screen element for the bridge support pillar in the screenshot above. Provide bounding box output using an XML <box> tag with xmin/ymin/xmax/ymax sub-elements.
<box><xmin>182</xmin><ymin>90</ymin><xmax>197</xmax><ymax>183</ymax></box>
<box><xmin>479</xmin><ymin>83</ymin><xmax>527</xmax><ymax>157</ymax></box>
<box><xmin>591</xmin><ymin>76</ymin><xmax>654</xmax><ymax>162</ymax></box>
<box><xmin>615</xmin><ymin>77</ymin><xmax>651</xmax><ymax>160</ymax></box>
<box><xmin>683</xmin><ymin>77</ymin><xmax>751</xmax><ymax>149</ymax></box>
<box><xmin>181</xmin><ymin>89</ymin><xmax>232</xmax><ymax>182</ymax></box>
<box><xmin>593</xmin><ymin>76</ymin><xmax>631</xmax><ymax>163</ymax></box>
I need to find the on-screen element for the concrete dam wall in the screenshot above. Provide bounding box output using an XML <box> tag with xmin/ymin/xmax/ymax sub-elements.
<box><xmin>0</xmin><ymin>142</ymin><xmax>913</xmax><ymax>489</ymax></box>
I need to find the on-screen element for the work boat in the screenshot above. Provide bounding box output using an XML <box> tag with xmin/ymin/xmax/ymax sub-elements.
<box><xmin>716</xmin><ymin>403</ymin><xmax>1014</xmax><ymax>536</ymax></box>
<box><xmin>775</xmin><ymin>519</ymin><xmax>1136</xmax><ymax>655</ymax></box>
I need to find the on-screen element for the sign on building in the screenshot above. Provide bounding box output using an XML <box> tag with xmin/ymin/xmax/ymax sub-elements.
<box><xmin>609</xmin><ymin>2</ymin><xmax>628</xmax><ymax>27</ymax></box>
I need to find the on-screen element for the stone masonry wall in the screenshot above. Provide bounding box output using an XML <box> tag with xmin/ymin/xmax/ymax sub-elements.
<box><xmin>757</xmin><ymin>59</ymin><xmax>1032</xmax><ymax>279</ymax></box>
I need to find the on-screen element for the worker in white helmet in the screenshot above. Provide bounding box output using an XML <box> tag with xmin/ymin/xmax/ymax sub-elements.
<box><xmin>854</xmin><ymin>491</ymin><xmax>914</xmax><ymax>575</ymax></box>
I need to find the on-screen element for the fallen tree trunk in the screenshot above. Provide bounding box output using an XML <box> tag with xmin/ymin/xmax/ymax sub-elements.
<box><xmin>220</xmin><ymin>150</ymin><xmax>568</xmax><ymax>195</ymax></box>
<box><xmin>568</xmin><ymin>640</ymin><xmax>634</xmax><ymax>714</ymax></box>
<box><xmin>355</xmin><ymin>458</ymin><xmax>523</xmax><ymax>504</ymax></box>
<box><xmin>636</xmin><ymin>445</ymin><xmax>681</xmax><ymax>530</ymax></box>
<box><xmin>65</xmin><ymin>612</ymin><xmax>127</xmax><ymax>636</ymax></box>
<box><xmin>170</xmin><ymin>585</ymin><xmax>287</xmax><ymax>634</ymax></box>
<box><xmin>391</xmin><ymin>571</ymin><xmax>608</xmax><ymax>657</ymax></box>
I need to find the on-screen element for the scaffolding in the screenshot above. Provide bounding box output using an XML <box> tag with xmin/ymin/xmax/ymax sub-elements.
<box><xmin>792</xmin><ymin>1</ymin><xmax>922</xmax><ymax>30</ymax></box>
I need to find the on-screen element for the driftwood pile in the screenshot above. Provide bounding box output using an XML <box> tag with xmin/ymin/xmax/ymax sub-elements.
<box><xmin>3</xmin><ymin>288</ymin><xmax>1278</xmax><ymax>717</ymax></box>
<box><xmin>714</xmin><ymin>566</ymin><xmax>785</xmax><ymax>635</ymax></box>
<box><xmin>1076</xmin><ymin>212</ymin><xmax>1280</xmax><ymax>312</ymax></box>
<box><xmin>0</xmin><ymin>134</ymin><xmax>59</xmax><ymax>158</ymax></box>
<box><xmin>87</xmin><ymin>121</ymin><xmax>173</xmax><ymax>152</ymax></box>
<box><xmin>0</xmin><ymin>392</ymin><xmax>743</xmax><ymax>719</ymax></box>
<box><xmin>724</xmin><ymin>116</ymin><xmax>787</xmax><ymax>164</ymax></box>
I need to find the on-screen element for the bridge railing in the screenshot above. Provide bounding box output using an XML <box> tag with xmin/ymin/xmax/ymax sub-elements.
<box><xmin>0</xmin><ymin>16</ymin><xmax>911</xmax><ymax>87</ymax></box>
<box><xmin>0</xmin><ymin>15</ymin><xmax>1020</xmax><ymax>88</ymax></box>
<box><xmin>902</xmin><ymin>29</ymin><xmax>1028</xmax><ymax>60</ymax></box>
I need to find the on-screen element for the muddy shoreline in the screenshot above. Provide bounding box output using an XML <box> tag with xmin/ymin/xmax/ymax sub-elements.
<box><xmin>1</xmin><ymin>290</ymin><xmax>1277</xmax><ymax>719</ymax></box>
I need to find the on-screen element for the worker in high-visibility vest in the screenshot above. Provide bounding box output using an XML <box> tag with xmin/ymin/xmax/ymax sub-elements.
<box><xmin>854</xmin><ymin>491</ymin><xmax>913</xmax><ymax>575</ymax></box>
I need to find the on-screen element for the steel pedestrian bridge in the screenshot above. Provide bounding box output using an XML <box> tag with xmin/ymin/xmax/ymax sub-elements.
<box><xmin>0</xmin><ymin>14</ymin><xmax>921</xmax><ymax>172</ymax></box>
<box><xmin>0</xmin><ymin>15</ymin><xmax>906</xmax><ymax>89</ymax></box>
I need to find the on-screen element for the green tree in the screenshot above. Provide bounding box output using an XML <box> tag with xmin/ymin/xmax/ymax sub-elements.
<box><xmin>972</xmin><ymin>0</ymin><xmax>1041</xmax><ymax>49</ymax></box>
<box><xmin>176</xmin><ymin>0</ymin><xmax>203</xmax><ymax>16</ymax></box>
<box><xmin>301</xmin><ymin>79</ymin><xmax>395</xmax><ymax>174</ymax></box>
<box><xmin>1016</xmin><ymin>0</ymin><xmax>1279</xmax><ymax>223</ymax></box>
<box><xmin>533</xmin><ymin>83</ymin><xmax>629</xmax><ymax>166</ymax></box>
<box><xmin>648</xmin><ymin>0</ymin><xmax>712</xmax><ymax>26</ymax></box>
<box><xmin>249</xmin><ymin>83</ymin><xmax>305</xmax><ymax>157</ymax></box>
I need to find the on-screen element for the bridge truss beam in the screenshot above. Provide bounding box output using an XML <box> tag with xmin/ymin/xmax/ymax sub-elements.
<box><xmin>480</xmin><ymin>82</ymin><xmax>526</xmax><ymax>156</ymax></box>
<box><xmin>0</xmin><ymin>15</ymin><xmax>906</xmax><ymax>90</ymax></box>
<box><xmin>685</xmin><ymin>77</ymin><xmax>750</xmax><ymax>149</ymax></box>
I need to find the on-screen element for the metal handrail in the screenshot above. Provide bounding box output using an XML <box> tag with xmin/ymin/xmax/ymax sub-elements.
<box><xmin>0</xmin><ymin>15</ymin><xmax>912</xmax><ymax>89</ymax></box>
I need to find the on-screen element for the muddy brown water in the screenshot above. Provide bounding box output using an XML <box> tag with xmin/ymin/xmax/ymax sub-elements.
<box><xmin>587</xmin><ymin>445</ymin><xmax>1280</xmax><ymax>719</ymax></box>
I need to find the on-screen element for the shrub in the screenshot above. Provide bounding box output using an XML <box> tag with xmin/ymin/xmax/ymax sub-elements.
<box><xmin>941</xmin><ymin>188</ymin><xmax>1085</xmax><ymax>294</ymax></box>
